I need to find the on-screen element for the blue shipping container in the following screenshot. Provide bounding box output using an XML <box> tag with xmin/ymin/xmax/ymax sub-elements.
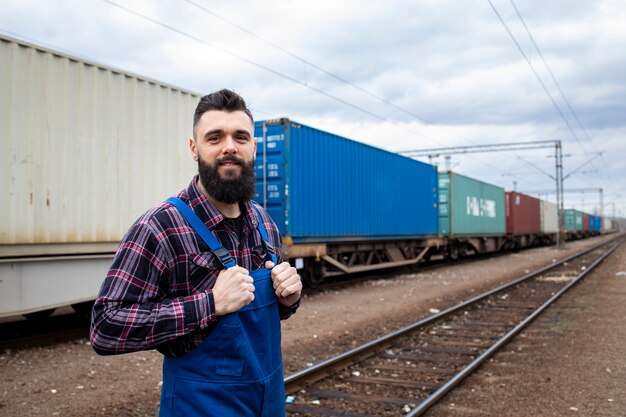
<box><xmin>253</xmin><ymin>119</ymin><xmax>439</xmax><ymax>243</ymax></box>
<box><xmin>589</xmin><ymin>215</ymin><xmax>602</xmax><ymax>231</ymax></box>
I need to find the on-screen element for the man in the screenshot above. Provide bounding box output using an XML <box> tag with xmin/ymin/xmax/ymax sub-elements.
<box><xmin>90</xmin><ymin>89</ymin><xmax>302</xmax><ymax>417</ymax></box>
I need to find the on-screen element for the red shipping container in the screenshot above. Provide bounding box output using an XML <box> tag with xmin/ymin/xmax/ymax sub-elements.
<box><xmin>505</xmin><ymin>192</ymin><xmax>541</xmax><ymax>234</ymax></box>
<box><xmin>582</xmin><ymin>213</ymin><xmax>590</xmax><ymax>231</ymax></box>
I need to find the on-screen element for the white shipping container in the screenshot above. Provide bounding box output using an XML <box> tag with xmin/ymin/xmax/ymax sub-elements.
<box><xmin>1</xmin><ymin>35</ymin><xmax>200</xmax><ymax>256</ymax></box>
<box><xmin>540</xmin><ymin>200</ymin><xmax>559</xmax><ymax>233</ymax></box>
<box><xmin>602</xmin><ymin>218</ymin><xmax>613</xmax><ymax>232</ymax></box>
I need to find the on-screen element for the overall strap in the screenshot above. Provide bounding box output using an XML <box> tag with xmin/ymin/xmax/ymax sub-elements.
<box><xmin>166</xmin><ymin>197</ymin><xmax>236</xmax><ymax>269</ymax></box>
<box><xmin>253</xmin><ymin>206</ymin><xmax>278</xmax><ymax>265</ymax></box>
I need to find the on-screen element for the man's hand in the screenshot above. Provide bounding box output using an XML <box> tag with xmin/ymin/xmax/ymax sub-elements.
<box><xmin>265</xmin><ymin>261</ymin><xmax>302</xmax><ymax>307</ymax></box>
<box><xmin>212</xmin><ymin>266</ymin><xmax>255</xmax><ymax>316</ymax></box>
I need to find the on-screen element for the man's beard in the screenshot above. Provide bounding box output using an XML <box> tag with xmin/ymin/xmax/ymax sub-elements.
<box><xmin>198</xmin><ymin>154</ymin><xmax>256</xmax><ymax>204</ymax></box>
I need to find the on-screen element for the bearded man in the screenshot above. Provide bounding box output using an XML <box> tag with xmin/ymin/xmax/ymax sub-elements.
<box><xmin>90</xmin><ymin>89</ymin><xmax>302</xmax><ymax>417</ymax></box>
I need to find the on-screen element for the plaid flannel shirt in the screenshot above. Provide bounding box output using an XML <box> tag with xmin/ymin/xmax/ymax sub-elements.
<box><xmin>90</xmin><ymin>176</ymin><xmax>299</xmax><ymax>357</ymax></box>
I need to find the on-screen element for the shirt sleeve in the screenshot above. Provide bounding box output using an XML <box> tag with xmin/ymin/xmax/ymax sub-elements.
<box><xmin>278</xmin><ymin>298</ymin><xmax>300</xmax><ymax>319</ymax></box>
<box><xmin>89</xmin><ymin>220</ymin><xmax>217</xmax><ymax>355</ymax></box>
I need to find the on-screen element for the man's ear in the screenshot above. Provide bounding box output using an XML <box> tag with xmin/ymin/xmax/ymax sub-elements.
<box><xmin>189</xmin><ymin>137</ymin><xmax>198</xmax><ymax>161</ymax></box>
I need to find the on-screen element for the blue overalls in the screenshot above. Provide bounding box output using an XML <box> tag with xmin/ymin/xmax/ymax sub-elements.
<box><xmin>160</xmin><ymin>197</ymin><xmax>285</xmax><ymax>417</ymax></box>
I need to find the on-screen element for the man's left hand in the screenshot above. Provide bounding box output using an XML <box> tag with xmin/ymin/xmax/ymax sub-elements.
<box><xmin>265</xmin><ymin>261</ymin><xmax>302</xmax><ymax>307</ymax></box>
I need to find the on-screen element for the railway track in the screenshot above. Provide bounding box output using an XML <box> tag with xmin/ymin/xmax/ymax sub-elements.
<box><xmin>283</xmin><ymin>236</ymin><xmax>623</xmax><ymax>417</ymax></box>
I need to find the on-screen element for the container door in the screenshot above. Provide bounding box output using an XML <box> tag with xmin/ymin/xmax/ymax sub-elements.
<box><xmin>438</xmin><ymin>173</ymin><xmax>451</xmax><ymax>236</ymax></box>
<box><xmin>254</xmin><ymin>122</ymin><xmax>287</xmax><ymax>235</ymax></box>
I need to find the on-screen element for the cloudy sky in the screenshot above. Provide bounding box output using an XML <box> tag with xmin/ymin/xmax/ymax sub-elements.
<box><xmin>2</xmin><ymin>0</ymin><xmax>625</xmax><ymax>218</ymax></box>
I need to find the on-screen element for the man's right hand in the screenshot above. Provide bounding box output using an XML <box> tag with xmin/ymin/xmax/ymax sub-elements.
<box><xmin>212</xmin><ymin>266</ymin><xmax>255</xmax><ymax>316</ymax></box>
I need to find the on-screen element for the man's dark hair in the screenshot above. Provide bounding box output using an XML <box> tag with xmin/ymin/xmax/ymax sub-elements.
<box><xmin>193</xmin><ymin>89</ymin><xmax>253</xmax><ymax>137</ymax></box>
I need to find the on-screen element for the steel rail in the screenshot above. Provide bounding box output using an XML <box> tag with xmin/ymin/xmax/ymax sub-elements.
<box><xmin>283</xmin><ymin>235</ymin><xmax>621</xmax><ymax>394</ymax></box>
<box><xmin>405</xmin><ymin>238</ymin><xmax>623</xmax><ymax>417</ymax></box>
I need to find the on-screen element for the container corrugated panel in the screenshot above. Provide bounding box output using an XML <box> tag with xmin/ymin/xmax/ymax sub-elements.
<box><xmin>562</xmin><ymin>209</ymin><xmax>583</xmax><ymax>231</ymax></box>
<box><xmin>505</xmin><ymin>192</ymin><xmax>541</xmax><ymax>234</ymax></box>
<box><xmin>595</xmin><ymin>215</ymin><xmax>602</xmax><ymax>231</ymax></box>
<box><xmin>0</xmin><ymin>35</ymin><xmax>199</xmax><ymax>253</ymax></box>
<box><xmin>253</xmin><ymin>119</ymin><xmax>439</xmax><ymax>242</ymax></box>
<box><xmin>589</xmin><ymin>215</ymin><xmax>601</xmax><ymax>231</ymax></box>
<box><xmin>540</xmin><ymin>200</ymin><xmax>559</xmax><ymax>233</ymax></box>
<box><xmin>438</xmin><ymin>172</ymin><xmax>505</xmax><ymax>237</ymax></box>
<box><xmin>603</xmin><ymin>218</ymin><xmax>613</xmax><ymax>231</ymax></box>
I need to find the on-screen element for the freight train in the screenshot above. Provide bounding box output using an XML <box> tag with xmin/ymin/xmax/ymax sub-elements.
<box><xmin>254</xmin><ymin>119</ymin><xmax>615</xmax><ymax>286</ymax></box>
<box><xmin>0</xmin><ymin>34</ymin><xmax>616</xmax><ymax>319</ymax></box>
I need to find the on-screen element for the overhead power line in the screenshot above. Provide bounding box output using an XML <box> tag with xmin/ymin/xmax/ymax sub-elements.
<box><xmin>102</xmin><ymin>0</ymin><xmax>571</xmax><ymax>192</ymax></box>
<box><xmin>102</xmin><ymin>0</ymin><xmax>508</xmax><ymax>168</ymax></box>
<box><xmin>508</xmin><ymin>0</ymin><xmax>605</xmax><ymax>174</ymax></box>
<box><xmin>485</xmin><ymin>0</ymin><xmax>598</xmax><ymax>169</ymax></box>
<box><xmin>488</xmin><ymin>0</ymin><xmax>610</xmax><ymax>197</ymax></box>
<box><xmin>183</xmin><ymin>0</ymin><xmax>436</xmax><ymax>126</ymax></box>
<box><xmin>179</xmin><ymin>0</ymin><xmax>547</xmax><ymax>184</ymax></box>
<box><xmin>101</xmin><ymin>0</ymin><xmax>402</xmax><ymax>127</ymax></box>
<box><xmin>508</xmin><ymin>1</ymin><xmax>589</xmax><ymax>141</ymax></box>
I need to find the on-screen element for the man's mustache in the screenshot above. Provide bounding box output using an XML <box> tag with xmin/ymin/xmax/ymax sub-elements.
<box><xmin>217</xmin><ymin>155</ymin><xmax>244</xmax><ymax>166</ymax></box>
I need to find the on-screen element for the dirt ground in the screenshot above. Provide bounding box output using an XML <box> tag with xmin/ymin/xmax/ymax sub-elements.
<box><xmin>0</xmin><ymin>234</ymin><xmax>622</xmax><ymax>417</ymax></box>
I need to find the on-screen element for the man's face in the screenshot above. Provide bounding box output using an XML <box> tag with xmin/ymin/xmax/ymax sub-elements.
<box><xmin>190</xmin><ymin>110</ymin><xmax>257</xmax><ymax>204</ymax></box>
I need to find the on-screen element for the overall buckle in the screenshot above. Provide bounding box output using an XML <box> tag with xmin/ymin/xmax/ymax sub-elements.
<box><xmin>213</xmin><ymin>247</ymin><xmax>234</xmax><ymax>267</ymax></box>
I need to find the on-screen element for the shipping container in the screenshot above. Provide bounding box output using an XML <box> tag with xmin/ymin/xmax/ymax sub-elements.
<box><xmin>1</xmin><ymin>34</ymin><xmax>202</xmax><ymax>318</ymax></box>
<box><xmin>562</xmin><ymin>209</ymin><xmax>583</xmax><ymax>231</ymax></box>
<box><xmin>589</xmin><ymin>215</ymin><xmax>602</xmax><ymax>232</ymax></box>
<box><xmin>582</xmin><ymin>213</ymin><xmax>590</xmax><ymax>231</ymax></box>
<box><xmin>603</xmin><ymin>218</ymin><xmax>613</xmax><ymax>232</ymax></box>
<box><xmin>253</xmin><ymin>119</ymin><xmax>439</xmax><ymax>242</ymax></box>
<box><xmin>540</xmin><ymin>200</ymin><xmax>559</xmax><ymax>233</ymax></box>
<box><xmin>438</xmin><ymin>172</ymin><xmax>505</xmax><ymax>237</ymax></box>
<box><xmin>1</xmin><ymin>34</ymin><xmax>199</xmax><ymax>257</ymax></box>
<box><xmin>505</xmin><ymin>192</ymin><xmax>541</xmax><ymax>234</ymax></box>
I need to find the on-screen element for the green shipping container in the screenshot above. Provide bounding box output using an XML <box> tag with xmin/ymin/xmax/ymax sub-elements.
<box><xmin>439</xmin><ymin>172</ymin><xmax>506</xmax><ymax>237</ymax></box>
<box><xmin>562</xmin><ymin>209</ymin><xmax>583</xmax><ymax>231</ymax></box>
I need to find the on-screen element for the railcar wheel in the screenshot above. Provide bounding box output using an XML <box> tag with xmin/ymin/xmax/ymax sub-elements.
<box><xmin>446</xmin><ymin>245</ymin><xmax>459</xmax><ymax>262</ymax></box>
<box><xmin>458</xmin><ymin>244</ymin><xmax>468</xmax><ymax>259</ymax></box>
<box><xmin>303</xmin><ymin>269</ymin><xmax>324</xmax><ymax>288</ymax></box>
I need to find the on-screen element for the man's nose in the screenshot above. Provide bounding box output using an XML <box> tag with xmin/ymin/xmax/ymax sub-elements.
<box><xmin>222</xmin><ymin>136</ymin><xmax>238</xmax><ymax>154</ymax></box>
